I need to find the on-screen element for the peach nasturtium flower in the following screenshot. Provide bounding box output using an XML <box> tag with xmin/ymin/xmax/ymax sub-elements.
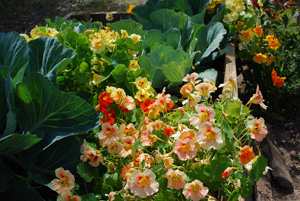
<box><xmin>189</xmin><ymin>104</ymin><xmax>215</xmax><ymax>130</ymax></box>
<box><xmin>51</xmin><ymin>167</ymin><xmax>75</xmax><ymax>194</ymax></box>
<box><xmin>164</xmin><ymin>169</ymin><xmax>187</xmax><ymax>190</ymax></box>
<box><xmin>182</xmin><ymin>180</ymin><xmax>209</xmax><ymax>201</ymax></box>
<box><xmin>60</xmin><ymin>190</ymin><xmax>81</xmax><ymax>201</ymax></box>
<box><xmin>196</xmin><ymin>122</ymin><xmax>223</xmax><ymax>150</ymax></box>
<box><xmin>194</xmin><ymin>79</ymin><xmax>217</xmax><ymax>100</ymax></box>
<box><xmin>248</xmin><ymin>117</ymin><xmax>268</xmax><ymax>142</ymax></box>
<box><xmin>253</xmin><ymin>53</ymin><xmax>267</xmax><ymax>64</ymax></box>
<box><xmin>98</xmin><ymin>122</ymin><xmax>119</xmax><ymax>147</ymax></box>
<box><xmin>245</xmin><ymin>85</ymin><xmax>268</xmax><ymax>110</ymax></box>
<box><xmin>127</xmin><ymin>169</ymin><xmax>159</xmax><ymax>198</ymax></box>
<box><xmin>173</xmin><ymin>138</ymin><xmax>197</xmax><ymax>161</ymax></box>
<box><xmin>271</xmin><ymin>70</ymin><xmax>286</xmax><ymax>88</ymax></box>
<box><xmin>239</xmin><ymin>145</ymin><xmax>255</xmax><ymax>165</ymax></box>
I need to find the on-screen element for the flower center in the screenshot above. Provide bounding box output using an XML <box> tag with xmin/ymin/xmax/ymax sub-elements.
<box><xmin>139</xmin><ymin>176</ymin><xmax>150</xmax><ymax>187</ymax></box>
<box><xmin>171</xmin><ymin>173</ymin><xmax>181</xmax><ymax>181</ymax></box>
<box><xmin>190</xmin><ymin>183</ymin><xmax>200</xmax><ymax>192</ymax></box>
<box><xmin>199</xmin><ymin>111</ymin><xmax>209</xmax><ymax>122</ymax></box>
<box><xmin>182</xmin><ymin>144</ymin><xmax>191</xmax><ymax>152</ymax></box>
<box><xmin>205</xmin><ymin>130</ymin><xmax>216</xmax><ymax>141</ymax></box>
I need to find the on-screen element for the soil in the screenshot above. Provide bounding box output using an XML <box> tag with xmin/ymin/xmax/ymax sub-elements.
<box><xmin>0</xmin><ymin>0</ymin><xmax>299</xmax><ymax>200</ymax></box>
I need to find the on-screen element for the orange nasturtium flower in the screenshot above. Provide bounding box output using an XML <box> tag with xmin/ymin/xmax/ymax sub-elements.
<box><xmin>268</xmin><ymin>38</ymin><xmax>281</xmax><ymax>50</ymax></box>
<box><xmin>263</xmin><ymin>35</ymin><xmax>275</xmax><ymax>42</ymax></box>
<box><xmin>127</xmin><ymin>5</ymin><xmax>136</xmax><ymax>15</ymax></box>
<box><xmin>266</xmin><ymin>56</ymin><xmax>275</xmax><ymax>66</ymax></box>
<box><xmin>252</xmin><ymin>26</ymin><xmax>263</xmax><ymax>37</ymax></box>
<box><xmin>239</xmin><ymin>145</ymin><xmax>255</xmax><ymax>165</ymax></box>
<box><xmin>253</xmin><ymin>53</ymin><xmax>267</xmax><ymax>64</ymax></box>
<box><xmin>271</xmin><ymin>70</ymin><xmax>286</xmax><ymax>88</ymax></box>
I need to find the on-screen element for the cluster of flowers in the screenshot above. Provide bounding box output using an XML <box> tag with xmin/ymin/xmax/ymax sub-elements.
<box><xmin>51</xmin><ymin>71</ymin><xmax>270</xmax><ymax>200</ymax></box>
<box><xmin>20</xmin><ymin>25</ymin><xmax>59</xmax><ymax>42</ymax></box>
<box><xmin>239</xmin><ymin>25</ymin><xmax>286</xmax><ymax>87</ymax></box>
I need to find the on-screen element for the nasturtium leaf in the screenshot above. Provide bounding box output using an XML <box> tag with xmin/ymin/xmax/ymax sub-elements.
<box><xmin>110</xmin><ymin>20</ymin><xmax>143</xmax><ymax>35</ymax></box>
<box><xmin>0</xmin><ymin>133</ymin><xmax>41</xmax><ymax>156</ymax></box>
<box><xmin>154</xmin><ymin>191</ymin><xmax>175</xmax><ymax>201</ymax></box>
<box><xmin>28</xmin><ymin>36</ymin><xmax>76</xmax><ymax>80</ymax></box>
<box><xmin>205</xmin><ymin>155</ymin><xmax>232</xmax><ymax>182</ymax></box>
<box><xmin>104</xmin><ymin>172</ymin><xmax>120</xmax><ymax>188</ymax></box>
<box><xmin>0</xmin><ymin>32</ymin><xmax>29</xmax><ymax>81</ymax></box>
<box><xmin>110</xmin><ymin>51</ymin><xmax>130</xmax><ymax>68</ymax></box>
<box><xmin>77</xmin><ymin>163</ymin><xmax>95</xmax><ymax>183</ymax></box>
<box><xmin>101</xmin><ymin>184</ymin><xmax>113</xmax><ymax>195</ymax></box>
<box><xmin>111</xmin><ymin>64</ymin><xmax>127</xmax><ymax>83</ymax></box>
<box><xmin>249</xmin><ymin>156</ymin><xmax>268</xmax><ymax>185</ymax></box>
<box><xmin>223</xmin><ymin>98</ymin><xmax>242</xmax><ymax>119</ymax></box>
<box><xmin>16</xmin><ymin>73</ymin><xmax>99</xmax><ymax>147</ymax></box>
<box><xmin>241</xmin><ymin>180</ymin><xmax>253</xmax><ymax>197</ymax></box>
<box><xmin>222</xmin><ymin>120</ymin><xmax>234</xmax><ymax>140</ymax></box>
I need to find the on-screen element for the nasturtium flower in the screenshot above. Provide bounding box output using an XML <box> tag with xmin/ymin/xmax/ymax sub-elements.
<box><xmin>90</xmin><ymin>38</ymin><xmax>106</xmax><ymax>54</ymax></box>
<box><xmin>189</xmin><ymin>104</ymin><xmax>215</xmax><ymax>130</ymax></box>
<box><xmin>20</xmin><ymin>33</ymin><xmax>31</xmax><ymax>42</ymax></box>
<box><xmin>248</xmin><ymin>117</ymin><xmax>268</xmax><ymax>142</ymax></box>
<box><xmin>98</xmin><ymin>122</ymin><xmax>119</xmax><ymax>147</ymax></box>
<box><xmin>110</xmin><ymin>88</ymin><xmax>126</xmax><ymax>105</ymax></box>
<box><xmin>196</xmin><ymin>122</ymin><xmax>223</xmax><ymax>150</ymax></box>
<box><xmin>180</xmin><ymin>84</ymin><xmax>193</xmax><ymax>96</ymax></box>
<box><xmin>80</xmin><ymin>140</ymin><xmax>104</xmax><ymax>167</ymax></box>
<box><xmin>240</xmin><ymin>29</ymin><xmax>253</xmax><ymax>43</ymax></box>
<box><xmin>253</xmin><ymin>53</ymin><xmax>267</xmax><ymax>64</ymax></box>
<box><xmin>268</xmin><ymin>38</ymin><xmax>280</xmax><ymax>50</ymax></box>
<box><xmin>252</xmin><ymin>26</ymin><xmax>263</xmax><ymax>37</ymax></box>
<box><xmin>105</xmin><ymin>13</ymin><xmax>114</xmax><ymax>21</ymax></box>
<box><xmin>266</xmin><ymin>55</ymin><xmax>275</xmax><ymax>66</ymax></box>
<box><xmin>263</xmin><ymin>34</ymin><xmax>275</xmax><ymax>42</ymax></box>
<box><xmin>164</xmin><ymin>169</ymin><xmax>187</xmax><ymax>190</ymax></box>
<box><xmin>173</xmin><ymin>138</ymin><xmax>197</xmax><ymax>161</ymax></box>
<box><xmin>108</xmin><ymin>141</ymin><xmax>122</xmax><ymax>154</ymax></box>
<box><xmin>129</xmin><ymin>33</ymin><xmax>142</xmax><ymax>44</ymax></box>
<box><xmin>101</xmin><ymin>108</ymin><xmax>116</xmax><ymax>125</ymax></box>
<box><xmin>222</xmin><ymin>167</ymin><xmax>233</xmax><ymax>179</ymax></box>
<box><xmin>129</xmin><ymin>59</ymin><xmax>140</xmax><ymax>71</ymax></box>
<box><xmin>134</xmin><ymin>77</ymin><xmax>151</xmax><ymax>90</ymax></box>
<box><xmin>183</xmin><ymin>72</ymin><xmax>200</xmax><ymax>86</ymax></box>
<box><xmin>30</xmin><ymin>25</ymin><xmax>43</xmax><ymax>39</ymax></box>
<box><xmin>51</xmin><ymin>167</ymin><xmax>75</xmax><ymax>194</ymax></box>
<box><xmin>120</xmin><ymin>123</ymin><xmax>139</xmax><ymax>139</ymax></box>
<box><xmin>119</xmin><ymin>95</ymin><xmax>135</xmax><ymax>113</ymax></box>
<box><xmin>119</xmin><ymin>136</ymin><xmax>135</xmax><ymax>157</ymax></box>
<box><xmin>127</xmin><ymin>4</ymin><xmax>136</xmax><ymax>15</ymax></box>
<box><xmin>271</xmin><ymin>70</ymin><xmax>286</xmax><ymax>88</ymax></box>
<box><xmin>195</xmin><ymin>79</ymin><xmax>217</xmax><ymax>100</ymax></box>
<box><xmin>239</xmin><ymin>145</ymin><xmax>255</xmax><ymax>165</ymax></box>
<box><xmin>182</xmin><ymin>180</ymin><xmax>209</xmax><ymax>201</ymax></box>
<box><xmin>60</xmin><ymin>190</ymin><xmax>81</xmax><ymax>201</ymax></box>
<box><xmin>135</xmin><ymin>89</ymin><xmax>150</xmax><ymax>102</ymax></box>
<box><xmin>127</xmin><ymin>169</ymin><xmax>159</xmax><ymax>198</ymax></box>
<box><xmin>106</xmin><ymin>191</ymin><xmax>116</xmax><ymax>201</ymax></box>
<box><xmin>45</xmin><ymin>27</ymin><xmax>59</xmax><ymax>37</ymax></box>
<box><xmin>245</xmin><ymin>85</ymin><xmax>268</xmax><ymax>110</ymax></box>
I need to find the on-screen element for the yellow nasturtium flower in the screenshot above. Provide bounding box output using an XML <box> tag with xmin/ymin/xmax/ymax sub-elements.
<box><xmin>240</xmin><ymin>29</ymin><xmax>253</xmax><ymax>43</ymax></box>
<box><xmin>253</xmin><ymin>53</ymin><xmax>267</xmax><ymax>64</ymax></box>
<box><xmin>20</xmin><ymin>34</ymin><xmax>31</xmax><ymax>42</ymax></box>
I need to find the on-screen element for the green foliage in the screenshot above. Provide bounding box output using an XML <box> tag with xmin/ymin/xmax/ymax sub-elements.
<box><xmin>0</xmin><ymin>32</ymin><xmax>99</xmax><ymax>198</ymax></box>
